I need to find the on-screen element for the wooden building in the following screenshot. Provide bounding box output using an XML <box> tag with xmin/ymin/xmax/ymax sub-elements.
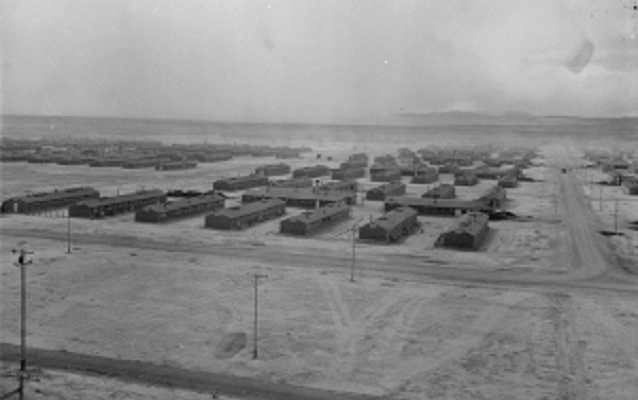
<box><xmin>69</xmin><ymin>189</ymin><xmax>166</xmax><ymax>219</ymax></box>
<box><xmin>385</xmin><ymin>196</ymin><xmax>493</xmax><ymax>216</ymax></box>
<box><xmin>292</xmin><ymin>165</ymin><xmax>331</xmax><ymax>179</ymax></box>
<box><xmin>155</xmin><ymin>161</ymin><xmax>198</xmax><ymax>171</ymax></box>
<box><xmin>280</xmin><ymin>202</ymin><xmax>351</xmax><ymax>236</ymax></box>
<box><xmin>205</xmin><ymin>198</ymin><xmax>286</xmax><ymax>230</ymax></box>
<box><xmin>213</xmin><ymin>174</ymin><xmax>269</xmax><ymax>191</ymax></box>
<box><xmin>475</xmin><ymin>167</ymin><xmax>519</xmax><ymax>180</ymax></box>
<box><xmin>478</xmin><ymin>185</ymin><xmax>507</xmax><ymax>208</ymax></box>
<box><xmin>332</xmin><ymin>167</ymin><xmax>365</xmax><ymax>180</ymax></box>
<box><xmin>254</xmin><ymin>163</ymin><xmax>292</xmax><ymax>176</ymax></box>
<box><xmin>437</xmin><ymin>163</ymin><xmax>460</xmax><ymax>174</ymax></box>
<box><xmin>371</xmin><ymin>168</ymin><xmax>402</xmax><ymax>182</ymax></box>
<box><xmin>373</xmin><ymin>154</ymin><xmax>397</xmax><ymax>166</ymax></box>
<box><xmin>454</xmin><ymin>173</ymin><xmax>479</xmax><ymax>186</ymax></box>
<box><xmin>135</xmin><ymin>193</ymin><xmax>225</xmax><ymax>223</ymax></box>
<box><xmin>320</xmin><ymin>180</ymin><xmax>358</xmax><ymax>192</ymax></box>
<box><xmin>498</xmin><ymin>174</ymin><xmax>519</xmax><ymax>188</ymax></box>
<box><xmin>422</xmin><ymin>184</ymin><xmax>456</xmax><ymax>199</ymax></box>
<box><xmin>1</xmin><ymin>187</ymin><xmax>100</xmax><ymax>214</ymax></box>
<box><xmin>366</xmin><ymin>182</ymin><xmax>406</xmax><ymax>201</ymax></box>
<box><xmin>270</xmin><ymin>178</ymin><xmax>313</xmax><ymax>188</ymax></box>
<box><xmin>121</xmin><ymin>159</ymin><xmax>161</xmax><ymax>169</ymax></box>
<box><xmin>347</xmin><ymin>153</ymin><xmax>369</xmax><ymax>167</ymax></box>
<box><xmin>435</xmin><ymin>212</ymin><xmax>489</xmax><ymax>250</ymax></box>
<box><xmin>358</xmin><ymin>207</ymin><xmax>418</xmax><ymax>243</ymax></box>
<box><xmin>623</xmin><ymin>178</ymin><xmax>638</xmax><ymax>195</ymax></box>
<box><xmin>411</xmin><ymin>169</ymin><xmax>439</xmax><ymax>184</ymax></box>
<box><xmin>242</xmin><ymin>187</ymin><xmax>356</xmax><ymax>207</ymax></box>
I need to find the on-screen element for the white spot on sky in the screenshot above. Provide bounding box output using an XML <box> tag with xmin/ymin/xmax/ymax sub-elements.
<box><xmin>384</xmin><ymin>60</ymin><xmax>388</xmax><ymax>64</ymax></box>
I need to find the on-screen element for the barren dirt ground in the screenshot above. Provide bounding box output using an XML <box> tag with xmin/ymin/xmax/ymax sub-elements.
<box><xmin>0</xmin><ymin>362</ymin><xmax>236</xmax><ymax>400</ymax></box>
<box><xmin>1</xmin><ymin>141</ymin><xmax>637</xmax><ymax>399</ymax></box>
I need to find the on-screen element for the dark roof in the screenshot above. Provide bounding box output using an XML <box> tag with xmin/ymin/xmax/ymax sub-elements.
<box><xmin>423</xmin><ymin>184</ymin><xmax>455</xmax><ymax>197</ymax></box>
<box><xmin>284</xmin><ymin>202</ymin><xmax>350</xmax><ymax>224</ymax></box>
<box><xmin>294</xmin><ymin>165</ymin><xmax>329</xmax><ymax>171</ymax></box>
<box><xmin>369</xmin><ymin>182</ymin><xmax>405</xmax><ymax>192</ymax></box>
<box><xmin>450</xmin><ymin>212</ymin><xmax>489</xmax><ymax>235</ymax></box>
<box><xmin>141</xmin><ymin>193</ymin><xmax>224</xmax><ymax>213</ymax></box>
<box><xmin>386</xmin><ymin>196</ymin><xmax>488</xmax><ymax>210</ymax></box>
<box><xmin>320</xmin><ymin>181</ymin><xmax>356</xmax><ymax>190</ymax></box>
<box><xmin>212</xmin><ymin>198</ymin><xmax>284</xmax><ymax>218</ymax></box>
<box><xmin>244</xmin><ymin>187</ymin><xmax>351</xmax><ymax>202</ymax></box>
<box><xmin>480</xmin><ymin>185</ymin><xmax>506</xmax><ymax>198</ymax></box>
<box><xmin>256</xmin><ymin>163</ymin><xmax>290</xmax><ymax>170</ymax></box>
<box><xmin>218</xmin><ymin>174</ymin><xmax>267</xmax><ymax>183</ymax></box>
<box><xmin>16</xmin><ymin>187</ymin><xmax>99</xmax><ymax>204</ymax></box>
<box><xmin>364</xmin><ymin>207</ymin><xmax>417</xmax><ymax>230</ymax></box>
<box><xmin>77</xmin><ymin>190</ymin><xmax>164</xmax><ymax>208</ymax></box>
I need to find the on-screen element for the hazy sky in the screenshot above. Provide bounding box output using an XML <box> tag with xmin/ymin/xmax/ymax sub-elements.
<box><xmin>2</xmin><ymin>0</ymin><xmax>637</xmax><ymax>123</ymax></box>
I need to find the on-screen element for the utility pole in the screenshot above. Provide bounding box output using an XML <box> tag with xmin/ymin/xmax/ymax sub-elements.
<box><xmin>599</xmin><ymin>184</ymin><xmax>603</xmax><ymax>211</ymax></box>
<box><xmin>614</xmin><ymin>198</ymin><xmax>619</xmax><ymax>234</ymax></box>
<box><xmin>350</xmin><ymin>222</ymin><xmax>358</xmax><ymax>282</ymax></box>
<box><xmin>11</xmin><ymin>248</ymin><xmax>33</xmax><ymax>400</ymax></box>
<box><xmin>251</xmin><ymin>273</ymin><xmax>268</xmax><ymax>360</ymax></box>
<box><xmin>67</xmin><ymin>209</ymin><xmax>71</xmax><ymax>254</ymax></box>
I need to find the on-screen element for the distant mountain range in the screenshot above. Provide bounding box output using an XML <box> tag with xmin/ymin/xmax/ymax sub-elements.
<box><xmin>385</xmin><ymin>111</ymin><xmax>637</xmax><ymax>126</ymax></box>
<box><xmin>2</xmin><ymin>112</ymin><xmax>637</xmax><ymax>130</ymax></box>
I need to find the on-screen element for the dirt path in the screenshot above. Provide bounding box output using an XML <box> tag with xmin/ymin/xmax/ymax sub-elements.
<box><xmin>0</xmin><ymin>343</ymin><xmax>381</xmax><ymax>400</ymax></box>
<box><xmin>548</xmin><ymin>293</ymin><xmax>588</xmax><ymax>400</ymax></box>
<box><xmin>3</xmin><ymin>226</ymin><xmax>637</xmax><ymax>296</ymax></box>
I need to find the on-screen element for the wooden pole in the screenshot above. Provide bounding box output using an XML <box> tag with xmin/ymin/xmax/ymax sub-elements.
<box><xmin>19</xmin><ymin>253</ymin><xmax>26</xmax><ymax>400</ymax></box>
<box><xmin>67</xmin><ymin>210</ymin><xmax>71</xmax><ymax>254</ymax></box>
<box><xmin>252</xmin><ymin>274</ymin><xmax>268</xmax><ymax>359</ymax></box>
<box><xmin>350</xmin><ymin>223</ymin><xmax>358</xmax><ymax>282</ymax></box>
<box><xmin>614</xmin><ymin>198</ymin><xmax>618</xmax><ymax>234</ymax></box>
<box><xmin>12</xmin><ymin>249</ymin><xmax>32</xmax><ymax>400</ymax></box>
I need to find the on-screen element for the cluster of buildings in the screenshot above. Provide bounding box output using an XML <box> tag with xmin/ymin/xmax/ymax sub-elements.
<box><xmin>3</xmin><ymin>143</ymin><xmax>542</xmax><ymax>251</ymax></box>
<box><xmin>583</xmin><ymin>149</ymin><xmax>638</xmax><ymax>195</ymax></box>
<box><xmin>0</xmin><ymin>137</ymin><xmax>311</xmax><ymax>170</ymax></box>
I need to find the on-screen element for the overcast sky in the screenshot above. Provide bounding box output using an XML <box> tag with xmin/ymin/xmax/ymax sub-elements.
<box><xmin>2</xmin><ymin>0</ymin><xmax>637</xmax><ymax>123</ymax></box>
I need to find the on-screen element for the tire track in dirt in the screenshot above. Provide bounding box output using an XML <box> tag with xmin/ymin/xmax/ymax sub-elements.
<box><xmin>386</xmin><ymin>291</ymin><xmax>536</xmax><ymax>396</ymax></box>
<box><xmin>315</xmin><ymin>277</ymin><xmax>358</xmax><ymax>376</ymax></box>
<box><xmin>578</xmin><ymin>296</ymin><xmax>638</xmax><ymax>390</ymax></box>
<box><xmin>548</xmin><ymin>292</ymin><xmax>588</xmax><ymax>400</ymax></box>
<box><xmin>358</xmin><ymin>294</ymin><xmax>424</xmax><ymax>366</ymax></box>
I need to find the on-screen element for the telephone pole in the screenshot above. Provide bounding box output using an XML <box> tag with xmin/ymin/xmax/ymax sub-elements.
<box><xmin>251</xmin><ymin>273</ymin><xmax>268</xmax><ymax>359</ymax></box>
<box><xmin>350</xmin><ymin>222</ymin><xmax>358</xmax><ymax>282</ymax></box>
<box><xmin>67</xmin><ymin>209</ymin><xmax>71</xmax><ymax>254</ymax></box>
<box><xmin>614</xmin><ymin>198</ymin><xmax>619</xmax><ymax>234</ymax></box>
<box><xmin>11</xmin><ymin>248</ymin><xmax>34</xmax><ymax>400</ymax></box>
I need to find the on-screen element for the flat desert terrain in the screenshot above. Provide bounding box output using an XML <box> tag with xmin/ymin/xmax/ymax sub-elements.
<box><xmin>1</xmin><ymin>139</ymin><xmax>637</xmax><ymax>399</ymax></box>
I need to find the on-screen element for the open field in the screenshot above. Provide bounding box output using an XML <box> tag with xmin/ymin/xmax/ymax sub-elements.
<box><xmin>2</xmin><ymin>135</ymin><xmax>638</xmax><ymax>399</ymax></box>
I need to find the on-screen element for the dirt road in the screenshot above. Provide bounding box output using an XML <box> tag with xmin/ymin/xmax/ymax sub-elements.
<box><xmin>0</xmin><ymin>343</ymin><xmax>380</xmax><ymax>400</ymax></box>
